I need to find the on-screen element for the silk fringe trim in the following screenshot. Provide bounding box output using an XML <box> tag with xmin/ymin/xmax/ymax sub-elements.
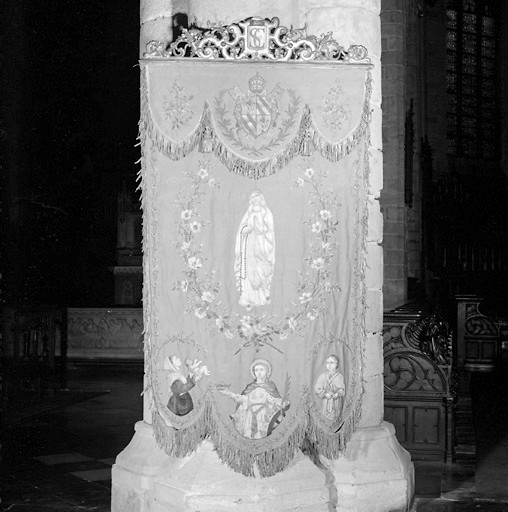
<box><xmin>140</xmin><ymin>67</ymin><xmax>372</xmax><ymax>177</ymax></box>
<box><xmin>139</xmin><ymin>68</ymin><xmax>372</xmax><ymax>476</ymax></box>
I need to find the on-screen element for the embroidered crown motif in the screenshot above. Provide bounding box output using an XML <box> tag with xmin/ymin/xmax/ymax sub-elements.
<box><xmin>248</xmin><ymin>73</ymin><xmax>266</xmax><ymax>94</ymax></box>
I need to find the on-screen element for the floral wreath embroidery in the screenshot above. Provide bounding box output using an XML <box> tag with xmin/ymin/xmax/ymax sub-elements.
<box><xmin>172</xmin><ymin>161</ymin><xmax>341</xmax><ymax>354</ymax></box>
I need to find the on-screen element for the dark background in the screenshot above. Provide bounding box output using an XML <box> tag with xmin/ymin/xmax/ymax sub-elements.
<box><xmin>2</xmin><ymin>1</ymin><xmax>141</xmax><ymax>307</ymax></box>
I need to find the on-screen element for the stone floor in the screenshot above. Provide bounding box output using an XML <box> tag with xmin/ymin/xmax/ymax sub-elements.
<box><xmin>2</xmin><ymin>365</ymin><xmax>508</xmax><ymax>511</ymax></box>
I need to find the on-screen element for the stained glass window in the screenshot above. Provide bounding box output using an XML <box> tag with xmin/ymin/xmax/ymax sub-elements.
<box><xmin>446</xmin><ymin>0</ymin><xmax>499</xmax><ymax>160</ymax></box>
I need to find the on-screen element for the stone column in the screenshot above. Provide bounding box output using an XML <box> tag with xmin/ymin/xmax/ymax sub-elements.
<box><xmin>112</xmin><ymin>2</ymin><xmax>414</xmax><ymax>511</ymax></box>
<box><xmin>379</xmin><ymin>0</ymin><xmax>407</xmax><ymax>309</ymax></box>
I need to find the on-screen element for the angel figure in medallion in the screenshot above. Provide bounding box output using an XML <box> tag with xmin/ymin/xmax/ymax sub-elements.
<box><xmin>314</xmin><ymin>354</ymin><xmax>345</xmax><ymax>421</ymax></box>
<box><xmin>218</xmin><ymin>358</ymin><xmax>289</xmax><ymax>439</ymax></box>
<box><xmin>234</xmin><ymin>191</ymin><xmax>275</xmax><ymax>309</ymax></box>
<box><xmin>165</xmin><ymin>355</ymin><xmax>210</xmax><ymax>416</ymax></box>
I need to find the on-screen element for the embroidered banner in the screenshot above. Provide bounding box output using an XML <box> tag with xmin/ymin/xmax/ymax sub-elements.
<box><xmin>140</xmin><ymin>56</ymin><xmax>372</xmax><ymax>477</ymax></box>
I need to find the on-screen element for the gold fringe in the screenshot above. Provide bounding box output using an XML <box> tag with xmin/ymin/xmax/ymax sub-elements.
<box><xmin>152</xmin><ymin>388</ymin><xmax>310</xmax><ymax>478</ymax></box>
<box><xmin>140</xmin><ymin>68</ymin><xmax>373</xmax><ymax>475</ymax></box>
<box><xmin>140</xmin><ymin>67</ymin><xmax>373</xmax><ymax>177</ymax></box>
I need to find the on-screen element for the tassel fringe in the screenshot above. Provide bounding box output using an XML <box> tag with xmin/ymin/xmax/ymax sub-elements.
<box><xmin>139</xmin><ymin>67</ymin><xmax>372</xmax><ymax>476</ymax></box>
<box><xmin>140</xmin><ymin>67</ymin><xmax>373</xmax><ymax>178</ymax></box>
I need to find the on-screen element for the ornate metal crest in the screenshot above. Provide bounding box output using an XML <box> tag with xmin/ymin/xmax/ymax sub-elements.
<box><xmin>144</xmin><ymin>17</ymin><xmax>369</xmax><ymax>63</ymax></box>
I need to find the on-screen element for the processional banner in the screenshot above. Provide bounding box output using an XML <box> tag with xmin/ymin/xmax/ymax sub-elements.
<box><xmin>140</xmin><ymin>18</ymin><xmax>373</xmax><ymax>477</ymax></box>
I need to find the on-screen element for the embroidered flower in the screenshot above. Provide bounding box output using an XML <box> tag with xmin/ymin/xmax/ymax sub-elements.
<box><xmin>297</xmin><ymin>177</ymin><xmax>305</xmax><ymax>187</ymax></box>
<box><xmin>181</xmin><ymin>241</ymin><xmax>191</xmax><ymax>251</ymax></box>
<box><xmin>239</xmin><ymin>316</ymin><xmax>266</xmax><ymax>338</ymax></box>
<box><xmin>311</xmin><ymin>257</ymin><xmax>325</xmax><ymax>270</ymax></box>
<box><xmin>311</xmin><ymin>221</ymin><xmax>322</xmax><ymax>233</ymax></box>
<box><xmin>187</xmin><ymin>256</ymin><xmax>202</xmax><ymax>270</ymax></box>
<box><xmin>180</xmin><ymin>280</ymin><xmax>189</xmax><ymax>292</ymax></box>
<box><xmin>194</xmin><ymin>307</ymin><xmax>207</xmax><ymax>319</ymax></box>
<box><xmin>181</xmin><ymin>209</ymin><xmax>193</xmax><ymax>220</ymax></box>
<box><xmin>307</xmin><ymin>309</ymin><xmax>319</xmax><ymax>320</ymax></box>
<box><xmin>287</xmin><ymin>317</ymin><xmax>297</xmax><ymax>331</ymax></box>
<box><xmin>279</xmin><ymin>332</ymin><xmax>289</xmax><ymax>340</ymax></box>
<box><xmin>201</xmin><ymin>291</ymin><xmax>215</xmax><ymax>303</ymax></box>
<box><xmin>304</xmin><ymin>168</ymin><xmax>315</xmax><ymax>179</ymax></box>
<box><xmin>240</xmin><ymin>316</ymin><xmax>253</xmax><ymax>337</ymax></box>
<box><xmin>198</xmin><ymin>167</ymin><xmax>209</xmax><ymax>179</ymax></box>
<box><xmin>321</xmin><ymin>242</ymin><xmax>330</xmax><ymax>250</ymax></box>
<box><xmin>299</xmin><ymin>292</ymin><xmax>312</xmax><ymax>304</ymax></box>
<box><xmin>319</xmin><ymin>209</ymin><xmax>332</xmax><ymax>220</ymax></box>
<box><xmin>208</xmin><ymin>178</ymin><xmax>215</xmax><ymax>187</ymax></box>
<box><xmin>224</xmin><ymin>329</ymin><xmax>233</xmax><ymax>339</ymax></box>
<box><xmin>215</xmin><ymin>316</ymin><xmax>224</xmax><ymax>330</ymax></box>
<box><xmin>189</xmin><ymin>221</ymin><xmax>202</xmax><ymax>233</ymax></box>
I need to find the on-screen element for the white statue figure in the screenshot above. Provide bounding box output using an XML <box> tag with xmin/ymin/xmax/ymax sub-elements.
<box><xmin>234</xmin><ymin>191</ymin><xmax>275</xmax><ymax>309</ymax></box>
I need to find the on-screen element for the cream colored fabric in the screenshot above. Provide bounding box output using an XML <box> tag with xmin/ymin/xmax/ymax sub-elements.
<box><xmin>140</xmin><ymin>59</ymin><xmax>371</xmax><ymax>476</ymax></box>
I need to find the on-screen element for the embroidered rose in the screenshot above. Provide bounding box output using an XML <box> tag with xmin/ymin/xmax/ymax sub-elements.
<box><xmin>297</xmin><ymin>177</ymin><xmax>305</xmax><ymax>187</ymax></box>
<box><xmin>307</xmin><ymin>309</ymin><xmax>319</xmax><ymax>320</ymax></box>
<box><xmin>189</xmin><ymin>221</ymin><xmax>202</xmax><ymax>233</ymax></box>
<box><xmin>240</xmin><ymin>316</ymin><xmax>266</xmax><ymax>338</ymax></box>
<box><xmin>198</xmin><ymin>167</ymin><xmax>209</xmax><ymax>179</ymax></box>
<box><xmin>304</xmin><ymin>168</ymin><xmax>315</xmax><ymax>179</ymax></box>
<box><xmin>187</xmin><ymin>256</ymin><xmax>202</xmax><ymax>270</ymax></box>
<box><xmin>194</xmin><ymin>307</ymin><xmax>207</xmax><ymax>319</ymax></box>
<box><xmin>311</xmin><ymin>257</ymin><xmax>325</xmax><ymax>270</ymax></box>
<box><xmin>319</xmin><ymin>209</ymin><xmax>332</xmax><ymax>220</ymax></box>
<box><xmin>240</xmin><ymin>316</ymin><xmax>253</xmax><ymax>337</ymax></box>
<box><xmin>312</xmin><ymin>221</ymin><xmax>322</xmax><ymax>233</ymax></box>
<box><xmin>181</xmin><ymin>209</ymin><xmax>193</xmax><ymax>220</ymax></box>
<box><xmin>201</xmin><ymin>291</ymin><xmax>215</xmax><ymax>303</ymax></box>
<box><xmin>287</xmin><ymin>317</ymin><xmax>297</xmax><ymax>331</ymax></box>
<box><xmin>299</xmin><ymin>292</ymin><xmax>312</xmax><ymax>304</ymax></box>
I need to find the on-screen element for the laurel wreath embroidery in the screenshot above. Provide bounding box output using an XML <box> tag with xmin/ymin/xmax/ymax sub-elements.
<box><xmin>214</xmin><ymin>89</ymin><xmax>301</xmax><ymax>158</ymax></box>
<box><xmin>172</xmin><ymin>162</ymin><xmax>341</xmax><ymax>354</ymax></box>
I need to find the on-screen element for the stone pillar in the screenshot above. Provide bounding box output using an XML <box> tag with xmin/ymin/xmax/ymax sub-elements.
<box><xmin>498</xmin><ymin>4</ymin><xmax>508</xmax><ymax>177</ymax></box>
<box><xmin>379</xmin><ymin>0</ymin><xmax>407</xmax><ymax>309</ymax></box>
<box><xmin>140</xmin><ymin>0</ymin><xmax>173</xmax><ymax>58</ymax></box>
<box><xmin>112</xmin><ymin>2</ymin><xmax>414</xmax><ymax>511</ymax></box>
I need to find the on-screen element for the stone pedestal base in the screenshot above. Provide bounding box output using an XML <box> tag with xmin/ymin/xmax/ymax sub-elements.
<box><xmin>112</xmin><ymin>421</ymin><xmax>414</xmax><ymax>512</ymax></box>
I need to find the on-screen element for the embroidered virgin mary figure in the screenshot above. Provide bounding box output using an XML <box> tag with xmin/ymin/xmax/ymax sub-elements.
<box><xmin>234</xmin><ymin>191</ymin><xmax>275</xmax><ymax>309</ymax></box>
<box><xmin>218</xmin><ymin>358</ymin><xmax>288</xmax><ymax>439</ymax></box>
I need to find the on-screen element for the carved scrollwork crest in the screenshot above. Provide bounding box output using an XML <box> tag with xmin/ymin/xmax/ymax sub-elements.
<box><xmin>144</xmin><ymin>17</ymin><xmax>370</xmax><ymax>63</ymax></box>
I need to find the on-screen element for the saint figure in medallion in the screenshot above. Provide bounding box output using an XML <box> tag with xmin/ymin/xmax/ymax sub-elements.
<box><xmin>165</xmin><ymin>356</ymin><xmax>209</xmax><ymax>416</ymax></box>
<box><xmin>218</xmin><ymin>359</ymin><xmax>289</xmax><ymax>439</ymax></box>
<box><xmin>314</xmin><ymin>354</ymin><xmax>345</xmax><ymax>421</ymax></box>
<box><xmin>234</xmin><ymin>191</ymin><xmax>275</xmax><ymax>309</ymax></box>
